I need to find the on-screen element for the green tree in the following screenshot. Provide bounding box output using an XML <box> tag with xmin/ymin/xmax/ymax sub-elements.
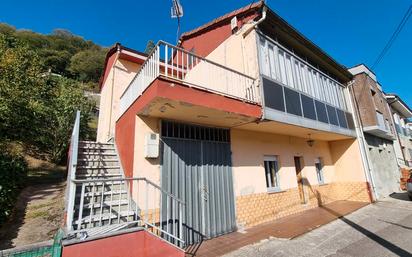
<box><xmin>144</xmin><ymin>40</ymin><xmax>155</xmax><ymax>54</ymax></box>
<box><xmin>45</xmin><ymin>77</ymin><xmax>95</xmax><ymax>163</ymax></box>
<box><xmin>0</xmin><ymin>34</ymin><xmax>47</xmax><ymax>143</ymax></box>
<box><xmin>0</xmin><ymin>23</ymin><xmax>16</xmax><ymax>35</ymax></box>
<box><xmin>68</xmin><ymin>49</ymin><xmax>106</xmax><ymax>83</ymax></box>
<box><xmin>0</xmin><ymin>34</ymin><xmax>94</xmax><ymax>163</ymax></box>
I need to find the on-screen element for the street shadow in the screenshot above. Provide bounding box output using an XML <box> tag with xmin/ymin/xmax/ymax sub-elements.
<box><xmin>378</xmin><ymin>219</ymin><xmax>412</xmax><ymax>231</ymax></box>
<box><xmin>321</xmin><ymin>205</ymin><xmax>412</xmax><ymax>257</ymax></box>
<box><xmin>389</xmin><ymin>192</ymin><xmax>411</xmax><ymax>202</ymax></box>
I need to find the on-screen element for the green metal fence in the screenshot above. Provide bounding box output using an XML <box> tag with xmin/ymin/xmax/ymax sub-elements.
<box><xmin>0</xmin><ymin>230</ymin><xmax>63</xmax><ymax>257</ymax></box>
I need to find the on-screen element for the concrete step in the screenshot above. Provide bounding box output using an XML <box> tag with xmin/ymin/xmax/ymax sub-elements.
<box><xmin>75</xmin><ymin>199</ymin><xmax>130</xmax><ymax>210</ymax></box>
<box><xmin>76</xmin><ymin>181</ymin><xmax>127</xmax><ymax>192</ymax></box>
<box><xmin>75</xmin><ymin>191</ymin><xmax>129</xmax><ymax>203</ymax></box>
<box><xmin>76</xmin><ymin>169</ymin><xmax>122</xmax><ymax>175</ymax></box>
<box><xmin>84</xmin><ymin>223</ymin><xmax>139</xmax><ymax>237</ymax></box>
<box><xmin>76</xmin><ymin>173</ymin><xmax>122</xmax><ymax>179</ymax></box>
<box><xmin>77</xmin><ymin>160</ymin><xmax>120</xmax><ymax>167</ymax></box>
<box><xmin>73</xmin><ymin>211</ymin><xmax>136</xmax><ymax>229</ymax></box>
<box><xmin>77</xmin><ymin>156</ymin><xmax>119</xmax><ymax>162</ymax></box>
<box><xmin>79</xmin><ymin>142</ymin><xmax>115</xmax><ymax>150</ymax></box>
<box><xmin>77</xmin><ymin>165</ymin><xmax>121</xmax><ymax>170</ymax></box>
<box><xmin>78</xmin><ymin>152</ymin><xmax>117</xmax><ymax>157</ymax></box>
<box><xmin>76</xmin><ymin>190</ymin><xmax>128</xmax><ymax>198</ymax></box>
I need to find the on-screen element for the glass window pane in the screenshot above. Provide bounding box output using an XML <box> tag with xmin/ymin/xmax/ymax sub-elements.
<box><xmin>285</xmin><ymin>53</ymin><xmax>294</xmax><ymax>87</ymax></box>
<box><xmin>264</xmin><ymin>156</ymin><xmax>280</xmax><ymax>190</ymax></box>
<box><xmin>278</xmin><ymin>50</ymin><xmax>287</xmax><ymax>85</ymax></box>
<box><xmin>268</xmin><ymin>45</ymin><xmax>276</xmax><ymax>80</ymax></box>
<box><xmin>259</xmin><ymin>38</ymin><xmax>268</xmax><ymax>76</ymax></box>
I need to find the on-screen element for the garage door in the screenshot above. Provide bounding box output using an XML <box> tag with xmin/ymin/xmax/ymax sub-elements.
<box><xmin>160</xmin><ymin>121</ymin><xmax>236</xmax><ymax>245</ymax></box>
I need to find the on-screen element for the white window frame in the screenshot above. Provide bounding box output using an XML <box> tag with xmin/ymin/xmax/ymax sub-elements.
<box><xmin>264</xmin><ymin>155</ymin><xmax>281</xmax><ymax>192</ymax></box>
<box><xmin>315</xmin><ymin>158</ymin><xmax>325</xmax><ymax>184</ymax></box>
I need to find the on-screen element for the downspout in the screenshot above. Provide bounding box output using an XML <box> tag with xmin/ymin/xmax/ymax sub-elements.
<box><xmin>347</xmin><ymin>81</ymin><xmax>378</xmax><ymax>201</ymax></box>
<box><xmin>241</xmin><ymin>4</ymin><xmax>267</xmax><ymax>119</ymax></box>
<box><xmin>242</xmin><ymin>5</ymin><xmax>267</xmax><ymax>38</ymax></box>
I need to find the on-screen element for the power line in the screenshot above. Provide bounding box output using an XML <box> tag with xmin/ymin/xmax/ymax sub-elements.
<box><xmin>372</xmin><ymin>4</ymin><xmax>412</xmax><ymax>69</ymax></box>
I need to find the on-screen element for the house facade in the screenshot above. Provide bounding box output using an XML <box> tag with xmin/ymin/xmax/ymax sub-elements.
<box><xmin>95</xmin><ymin>2</ymin><xmax>376</xmax><ymax>246</ymax></box>
<box><xmin>386</xmin><ymin>93</ymin><xmax>412</xmax><ymax>190</ymax></box>
<box><xmin>348</xmin><ymin>64</ymin><xmax>400</xmax><ymax>199</ymax></box>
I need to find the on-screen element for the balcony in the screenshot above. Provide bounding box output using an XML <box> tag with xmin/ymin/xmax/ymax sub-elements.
<box><xmin>363</xmin><ymin>112</ymin><xmax>394</xmax><ymax>140</ymax></box>
<box><xmin>118</xmin><ymin>41</ymin><xmax>261</xmax><ymax>128</ymax></box>
<box><xmin>395</xmin><ymin>123</ymin><xmax>411</xmax><ymax>139</ymax></box>
<box><xmin>257</xmin><ymin>33</ymin><xmax>356</xmax><ymax>138</ymax></box>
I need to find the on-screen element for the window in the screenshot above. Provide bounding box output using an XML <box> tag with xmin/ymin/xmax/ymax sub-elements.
<box><xmin>315</xmin><ymin>158</ymin><xmax>324</xmax><ymax>184</ymax></box>
<box><xmin>264</xmin><ymin>156</ymin><xmax>280</xmax><ymax>191</ymax></box>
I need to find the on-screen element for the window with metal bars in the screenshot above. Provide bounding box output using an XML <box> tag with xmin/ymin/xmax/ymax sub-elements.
<box><xmin>161</xmin><ymin>120</ymin><xmax>230</xmax><ymax>142</ymax></box>
<box><xmin>315</xmin><ymin>158</ymin><xmax>325</xmax><ymax>184</ymax></box>
<box><xmin>264</xmin><ymin>155</ymin><xmax>280</xmax><ymax>191</ymax></box>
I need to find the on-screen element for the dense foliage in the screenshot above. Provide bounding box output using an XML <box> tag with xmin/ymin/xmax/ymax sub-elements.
<box><xmin>0</xmin><ymin>150</ymin><xmax>27</xmax><ymax>224</ymax></box>
<box><xmin>0</xmin><ymin>33</ymin><xmax>95</xmax><ymax>163</ymax></box>
<box><xmin>0</xmin><ymin>23</ymin><xmax>106</xmax><ymax>90</ymax></box>
<box><xmin>0</xmin><ymin>24</ymin><xmax>100</xmax><ymax>225</ymax></box>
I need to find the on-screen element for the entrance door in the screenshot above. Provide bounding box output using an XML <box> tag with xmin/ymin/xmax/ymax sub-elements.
<box><xmin>294</xmin><ymin>156</ymin><xmax>306</xmax><ymax>204</ymax></box>
<box><xmin>161</xmin><ymin>121</ymin><xmax>236</xmax><ymax>245</ymax></box>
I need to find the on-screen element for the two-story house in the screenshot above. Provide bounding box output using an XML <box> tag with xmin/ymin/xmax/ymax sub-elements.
<box><xmin>91</xmin><ymin>2</ymin><xmax>374</xmax><ymax>246</ymax></box>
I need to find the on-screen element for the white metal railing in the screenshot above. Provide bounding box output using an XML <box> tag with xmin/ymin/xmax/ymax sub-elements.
<box><xmin>258</xmin><ymin>33</ymin><xmax>350</xmax><ymax>112</ymax></box>
<box><xmin>69</xmin><ymin>177</ymin><xmax>186</xmax><ymax>248</ymax></box>
<box><xmin>65</xmin><ymin>110</ymin><xmax>81</xmax><ymax>232</ymax></box>
<box><xmin>120</xmin><ymin>41</ymin><xmax>259</xmax><ymax>116</ymax></box>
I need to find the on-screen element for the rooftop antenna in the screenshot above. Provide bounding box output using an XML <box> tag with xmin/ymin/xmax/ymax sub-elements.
<box><xmin>171</xmin><ymin>0</ymin><xmax>184</xmax><ymax>43</ymax></box>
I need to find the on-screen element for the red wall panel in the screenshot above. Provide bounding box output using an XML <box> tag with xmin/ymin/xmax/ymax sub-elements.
<box><xmin>62</xmin><ymin>230</ymin><xmax>184</xmax><ymax>257</ymax></box>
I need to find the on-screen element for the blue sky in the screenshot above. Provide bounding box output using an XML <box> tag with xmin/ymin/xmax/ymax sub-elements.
<box><xmin>1</xmin><ymin>0</ymin><xmax>411</xmax><ymax>105</ymax></box>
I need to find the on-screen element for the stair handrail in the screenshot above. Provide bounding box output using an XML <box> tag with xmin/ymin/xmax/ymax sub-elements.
<box><xmin>71</xmin><ymin>177</ymin><xmax>185</xmax><ymax>204</ymax></box>
<box><xmin>71</xmin><ymin>177</ymin><xmax>186</xmax><ymax>248</ymax></box>
<box><xmin>65</xmin><ymin>110</ymin><xmax>81</xmax><ymax>232</ymax></box>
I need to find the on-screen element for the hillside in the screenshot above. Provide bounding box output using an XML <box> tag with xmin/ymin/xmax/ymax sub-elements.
<box><xmin>0</xmin><ymin>23</ymin><xmax>107</xmax><ymax>92</ymax></box>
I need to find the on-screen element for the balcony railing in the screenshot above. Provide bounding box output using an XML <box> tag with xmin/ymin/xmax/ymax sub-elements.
<box><xmin>119</xmin><ymin>41</ymin><xmax>260</xmax><ymax>116</ymax></box>
<box><xmin>376</xmin><ymin>112</ymin><xmax>389</xmax><ymax>132</ymax></box>
<box><xmin>257</xmin><ymin>33</ymin><xmax>350</xmax><ymax>112</ymax></box>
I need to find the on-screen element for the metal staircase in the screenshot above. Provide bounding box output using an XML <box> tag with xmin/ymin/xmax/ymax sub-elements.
<box><xmin>71</xmin><ymin>141</ymin><xmax>137</xmax><ymax>236</ymax></box>
<box><xmin>64</xmin><ymin>111</ymin><xmax>186</xmax><ymax>248</ymax></box>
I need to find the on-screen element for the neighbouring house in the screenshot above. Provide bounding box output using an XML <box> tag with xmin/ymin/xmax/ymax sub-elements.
<box><xmin>349</xmin><ymin>64</ymin><xmax>401</xmax><ymax>199</ymax></box>
<box><xmin>385</xmin><ymin>93</ymin><xmax>412</xmax><ymax>190</ymax></box>
<box><xmin>63</xmin><ymin>2</ymin><xmax>378</xmax><ymax>256</ymax></box>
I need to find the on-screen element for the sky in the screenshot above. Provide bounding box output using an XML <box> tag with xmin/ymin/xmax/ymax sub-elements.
<box><xmin>0</xmin><ymin>0</ymin><xmax>411</xmax><ymax>106</ymax></box>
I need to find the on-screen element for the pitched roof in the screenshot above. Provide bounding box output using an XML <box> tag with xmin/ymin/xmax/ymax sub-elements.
<box><xmin>180</xmin><ymin>1</ymin><xmax>263</xmax><ymax>40</ymax></box>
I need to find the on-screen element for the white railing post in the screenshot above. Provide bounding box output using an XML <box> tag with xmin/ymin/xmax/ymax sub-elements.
<box><xmin>66</xmin><ymin>110</ymin><xmax>80</xmax><ymax>232</ymax></box>
<box><xmin>119</xmin><ymin>41</ymin><xmax>260</xmax><ymax>118</ymax></box>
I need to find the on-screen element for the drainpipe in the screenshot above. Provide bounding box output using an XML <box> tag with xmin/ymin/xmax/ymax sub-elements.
<box><xmin>242</xmin><ymin>5</ymin><xmax>267</xmax><ymax>38</ymax></box>
<box><xmin>347</xmin><ymin>81</ymin><xmax>378</xmax><ymax>201</ymax></box>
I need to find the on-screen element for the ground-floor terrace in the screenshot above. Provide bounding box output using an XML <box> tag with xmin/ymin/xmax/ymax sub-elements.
<box><xmin>114</xmin><ymin>77</ymin><xmax>373</xmax><ymax>250</ymax></box>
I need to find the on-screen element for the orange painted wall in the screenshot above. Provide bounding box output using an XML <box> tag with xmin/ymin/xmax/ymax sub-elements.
<box><xmin>116</xmin><ymin>78</ymin><xmax>261</xmax><ymax>178</ymax></box>
<box><xmin>62</xmin><ymin>230</ymin><xmax>184</xmax><ymax>257</ymax></box>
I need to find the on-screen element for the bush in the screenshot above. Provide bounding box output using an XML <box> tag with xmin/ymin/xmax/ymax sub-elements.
<box><xmin>0</xmin><ymin>150</ymin><xmax>28</xmax><ymax>224</ymax></box>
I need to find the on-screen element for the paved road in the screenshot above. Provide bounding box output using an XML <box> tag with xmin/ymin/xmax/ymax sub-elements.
<box><xmin>225</xmin><ymin>193</ymin><xmax>412</xmax><ymax>257</ymax></box>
